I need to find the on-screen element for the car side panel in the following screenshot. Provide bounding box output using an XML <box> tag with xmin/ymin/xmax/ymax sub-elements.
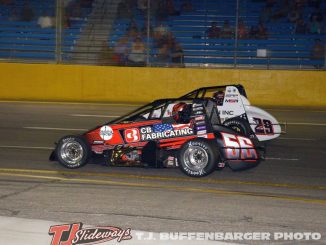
<box><xmin>215</xmin><ymin>131</ymin><xmax>261</xmax><ymax>171</ymax></box>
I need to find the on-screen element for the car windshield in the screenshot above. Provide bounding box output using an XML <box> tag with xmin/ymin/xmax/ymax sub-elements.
<box><xmin>181</xmin><ymin>85</ymin><xmax>247</xmax><ymax>99</ymax></box>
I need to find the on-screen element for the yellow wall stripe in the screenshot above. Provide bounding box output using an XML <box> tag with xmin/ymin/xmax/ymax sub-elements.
<box><xmin>0</xmin><ymin>63</ymin><xmax>325</xmax><ymax>106</ymax></box>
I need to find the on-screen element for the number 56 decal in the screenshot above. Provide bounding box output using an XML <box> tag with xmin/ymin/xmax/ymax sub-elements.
<box><xmin>221</xmin><ymin>132</ymin><xmax>258</xmax><ymax>160</ymax></box>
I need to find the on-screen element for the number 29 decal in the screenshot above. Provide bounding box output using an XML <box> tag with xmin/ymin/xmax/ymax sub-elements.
<box><xmin>221</xmin><ymin>132</ymin><xmax>258</xmax><ymax>160</ymax></box>
<box><xmin>253</xmin><ymin>117</ymin><xmax>274</xmax><ymax>135</ymax></box>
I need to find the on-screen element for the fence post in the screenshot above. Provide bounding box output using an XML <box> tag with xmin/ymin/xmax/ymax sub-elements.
<box><xmin>55</xmin><ymin>0</ymin><xmax>63</xmax><ymax>63</ymax></box>
<box><xmin>146</xmin><ymin>0</ymin><xmax>151</xmax><ymax>66</ymax></box>
<box><xmin>233</xmin><ymin>0</ymin><xmax>239</xmax><ymax>68</ymax></box>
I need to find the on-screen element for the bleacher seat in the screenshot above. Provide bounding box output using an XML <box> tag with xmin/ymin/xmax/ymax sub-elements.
<box><xmin>0</xmin><ymin>0</ymin><xmax>91</xmax><ymax>61</ymax></box>
<box><xmin>110</xmin><ymin>0</ymin><xmax>325</xmax><ymax>68</ymax></box>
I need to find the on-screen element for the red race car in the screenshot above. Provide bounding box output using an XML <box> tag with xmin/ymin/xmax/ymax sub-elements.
<box><xmin>50</xmin><ymin>98</ymin><xmax>264</xmax><ymax>177</ymax></box>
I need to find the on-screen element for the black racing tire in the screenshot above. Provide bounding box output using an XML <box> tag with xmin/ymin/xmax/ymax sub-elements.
<box><xmin>178</xmin><ymin>139</ymin><xmax>218</xmax><ymax>177</ymax></box>
<box><xmin>223</xmin><ymin>118</ymin><xmax>251</xmax><ymax>137</ymax></box>
<box><xmin>55</xmin><ymin>135</ymin><xmax>91</xmax><ymax>169</ymax></box>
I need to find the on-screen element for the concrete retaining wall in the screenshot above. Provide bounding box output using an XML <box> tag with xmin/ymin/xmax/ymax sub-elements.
<box><xmin>0</xmin><ymin>63</ymin><xmax>325</xmax><ymax>106</ymax></box>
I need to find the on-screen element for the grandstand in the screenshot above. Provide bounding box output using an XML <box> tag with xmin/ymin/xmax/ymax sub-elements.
<box><xmin>0</xmin><ymin>0</ymin><xmax>92</xmax><ymax>61</ymax></box>
<box><xmin>109</xmin><ymin>0</ymin><xmax>325</xmax><ymax>69</ymax></box>
<box><xmin>0</xmin><ymin>0</ymin><xmax>325</xmax><ymax>69</ymax></box>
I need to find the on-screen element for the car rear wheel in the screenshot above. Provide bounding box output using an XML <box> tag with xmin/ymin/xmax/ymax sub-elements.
<box><xmin>178</xmin><ymin>139</ymin><xmax>218</xmax><ymax>177</ymax></box>
<box><xmin>223</xmin><ymin>118</ymin><xmax>251</xmax><ymax>137</ymax></box>
<box><xmin>56</xmin><ymin>135</ymin><xmax>90</xmax><ymax>169</ymax></box>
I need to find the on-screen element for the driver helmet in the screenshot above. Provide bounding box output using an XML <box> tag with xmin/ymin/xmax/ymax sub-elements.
<box><xmin>213</xmin><ymin>91</ymin><xmax>225</xmax><ymax>105</ymax></box>
<box><xmin>172</xmin><ymin>102</ymin><xmax>187</xmax><ymax>121</ymax></box>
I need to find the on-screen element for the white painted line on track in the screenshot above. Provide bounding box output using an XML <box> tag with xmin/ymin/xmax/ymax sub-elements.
<box><xmin>287</xmin><ymin>122</ymin><xmax>326</xmax><ymax>126</ymax></box>
<box><xmin>0</xmin><ymin>145</ymin><xmax>301</xmax><ymax>161</ymax></box>
<box><xmin>265</xmin><ymin>108</ymin><xmax>326</xmax><ymax>113</ymax></box>
<box><xmin>24</xmin><ymin>126</ymin><xmax>87</xmax><ymax>131</ymax></box>
<box><xmin>265</xmin><ymin>157</ymin><xmax>299</xmax><ymax>161</ymax></box>
<box><xmin>279</xmin><ymin>137</ymin><xmax>316</xmax><ymax>141</ymax></box>
<box><xmin>0</xmin><ymin>145</ymin><xmax>53</xmax><ymax>150</ymax></box>
<box><xmin>71</xmin><ymin>114</ymin><xmax>119</xmax><ymax>118</ymax></box>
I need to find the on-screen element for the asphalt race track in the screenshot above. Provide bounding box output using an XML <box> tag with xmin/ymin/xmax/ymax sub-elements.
<box><xmin>0</xmin><ymin>101</ymin><xmax>325</xmax><ymax>243</ymax></box>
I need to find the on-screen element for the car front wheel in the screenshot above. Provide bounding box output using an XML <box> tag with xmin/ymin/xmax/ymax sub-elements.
<box><xmin>56</xmin><ymin>135</ymin><xmax>90</xmax><ymax>169</ymax></box>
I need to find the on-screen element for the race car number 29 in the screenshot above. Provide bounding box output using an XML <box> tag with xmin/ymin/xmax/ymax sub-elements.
<box><xmin>221</xmin><ymin>132</ymin><xmax>258</xmax><ymax>160</ymax></box>
<box><xmin>253</xmin><ymin>117</ymin><xmax>274</xmax><ymax>135</ymax></box>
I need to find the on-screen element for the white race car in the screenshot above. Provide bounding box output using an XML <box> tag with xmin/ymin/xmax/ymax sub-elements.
<box><xmin>180</xmin><ymin>84</ymin><xmax>283</xmax><ymax>141</ymax></box>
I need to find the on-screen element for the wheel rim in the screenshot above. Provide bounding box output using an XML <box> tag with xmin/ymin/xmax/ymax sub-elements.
<box><xmin>60</xmin><ymin>139</ymin><xmax>84</xmax><ymax>165</ymax></box>
<box><xmin>183</xmin><ymin>146</ymin><xmax>208</xmax><ymax>171</ymax></box>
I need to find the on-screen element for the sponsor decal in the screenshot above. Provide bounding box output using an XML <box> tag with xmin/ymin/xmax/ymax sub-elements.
<box><xmin>93</xmin><ymin>140</ymin><xmax>104</xmax><ymax>144</ymax></box>
<box><xmin>225</xmin><ymin>93</ymin><xmax>238</xmax><ymax>98</ymax></box>
<box><xmin>225</xmin><ymin>99</ymin><xmax>238</xmax><ymax>103</ymax></box>
<box><xmin>219</xmin><ymin>110</ymin><xmax>234</xmax><ymax>116</ymax></box>
<box><xmin>192</xmin><ymin>103</ymin><xmax>203</xmax><ymax>108</ymax></box>
<box><xmin>195</xmin><ymin>120</ymin><xmax>206</xmax><ymax>126</ymax></box>
<box><xmin>48</xmin><ymin>223</ymin><xmax>132</xmax><ymax>245</ymax></box>
<box><xmin>140</xmin><ymin>124</ymin><xmax>193</xmax><ymax>141</ymax></box>
<box><xmin>197</xmin><ymin>130</ymin><xmax>207</xmax><ymax>135</ymax></box>
<box><xmin>194</xmin><ymin>115</ymin><xmax>205</xmax><ymax>121</ymax></box>
<box><xmin>226</xmin><ymin>88</ymin><xmax>237</xmax><ymax>93</ymax></box>
<box><xmin>99</xmin><ymin>126</ymin><xmax>113</xmax><ymax>141</ymax></box>
<box><xmin>194</xmin><ymin>110</ymin><xmax>204</xmax><ymax>115</ymax></box>
<box><xmin>165</xmin><ymin>156</ymin><xmax>177</xmax><ymax>167</ymax></box>
<box><xmin>197</xmin><ymin>134</ymin><xmax>208</xmax><ymax>138</ymax></box>
<box><xmin>196</xmin><ymin>125</ymin><xmax>206</xmax><ymax>131</ymax></box>
<box><xmin>124</xmin><ymin>128</ymin><xmax>140</xmax><ymax>143</ymax></box>
<box><xmin>193</xmin><ymin>106</ymin><xmax>204</xmax><ymax>112</ymax></box>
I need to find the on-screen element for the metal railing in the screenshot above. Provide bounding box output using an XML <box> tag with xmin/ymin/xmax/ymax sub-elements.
<box><xmin>0</xmin><ymin>0</ymin><xmax>324</xmax><ymax>70</ymax></box>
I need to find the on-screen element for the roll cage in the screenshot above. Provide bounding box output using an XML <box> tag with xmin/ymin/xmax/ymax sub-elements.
<box><xmin>109</xmin><ymin>98</ymin><xmax>221</xmax><ymax>127</ymax></box>
<box><xmin>108</xmin><ymin>84</ymin><xmax>246</xmax><ymax>125</ymax></box>
<box><xmin>180</xmin><ymin>84</ymin><xmax>248</xmax><ymax>99</ymax></box>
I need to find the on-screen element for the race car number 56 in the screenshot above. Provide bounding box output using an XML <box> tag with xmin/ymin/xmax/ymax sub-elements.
<box><xmin>221</xmin><ymin>132</ymin><xmax>258</xmax><ymax>160</ymax></box>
